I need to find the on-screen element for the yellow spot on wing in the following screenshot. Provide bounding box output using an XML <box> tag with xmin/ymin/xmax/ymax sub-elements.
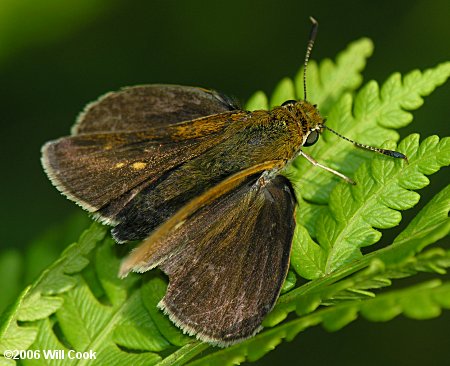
<box><xmin>115</xmin><ymin>162</ymin><xmax>125</xmax><ymax>168</ymax></box>
<box><xmin>132</xmin><ymin>162</ymin><xmax>147</xmax><ymax>170</ymax></box>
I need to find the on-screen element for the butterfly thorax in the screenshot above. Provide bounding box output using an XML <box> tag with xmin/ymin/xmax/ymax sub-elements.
<box><xmin>223</xmin><ymin>100</ymin><xmax>323</xmax><ymax>164</ymax></box>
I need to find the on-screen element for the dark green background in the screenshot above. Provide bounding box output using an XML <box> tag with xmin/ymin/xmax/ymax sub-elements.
<box><xmin>1</xmin><ymin>0</ymin><xmax>449</xmax><ymax>365</ymax></box>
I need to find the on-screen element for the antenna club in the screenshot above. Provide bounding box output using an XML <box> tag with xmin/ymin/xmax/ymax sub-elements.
<box><xmin>309</xmin><ymin>16</ymin><xmax>318</xmax><ymax>26</ymax></box>
<box><xmin>323</xmin><ymin>125</ymin><xmax>408</xmax><ymax>162</ymax></box>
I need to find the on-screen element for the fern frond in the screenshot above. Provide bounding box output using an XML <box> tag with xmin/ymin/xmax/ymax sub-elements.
<box><xmin>0</xmin><ymin>224</ymin><xmax>106</xmax><ymax>365</ymax></box>
<box><xmin>266</xmin><ymin>183</ymin><xmax>450</xmax><ymax>326</ymax></box>
<box><xmin>187</xmin><ymin>280</ymin><xmax>450</xmax><ymax>365</ymax></box>
<box><xmin>246</xmin><ymin>38</ymin><xmax>373</xmax><ymax>111</ymax></box>
<box><xmin>316</xmin><ymin>135</ymin><xmax>446</xmax><ymax>275</ymax></box>
<box><xmin>294</xmin><ymin>38</ymin><xmax>374</xmax><ymax>113</ymax></box>
<box><xmin>290</xmin><ymin>61</ymin><xmax>450</xmax><ymax>204</ymax></box>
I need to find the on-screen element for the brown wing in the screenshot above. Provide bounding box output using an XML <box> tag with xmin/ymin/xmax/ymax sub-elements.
<box><xmin>41</xmin><ymin>112</ymin><xmax>242</xmax><ymax>215</ymax></box>
<box><xmin>72</xmin><ymin>84</ymin><xmax>240</xmax><ymax>134</ymax></box>
<box><xmin>119</xmin><ymin>161</ymin><xmax>283</xmax><ymax>269</ymax></box>
<box><xmin>42</xmin><ymin>84</ymin><xmax>246</xmax><ymax>239</ymax></box>
<box><xmin>122</xmin><ymin>174</ymin><xmax>296</xmax><ymax>345</ymax></box>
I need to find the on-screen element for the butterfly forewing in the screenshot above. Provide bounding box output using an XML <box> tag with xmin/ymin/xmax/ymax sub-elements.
<box><xmin>42</xmin><ymin>129</ymin><xmax>228</xmax><ymax>212</ymax></box>
<box><xmin>73</xmin><ymin>84</ymin><xmax>239</xmax><ymax>134</ymax></box>
<box><xmin>42</xmin><ymin>85</ymin><xmax>245</xmax><ymax>234</ymax></box>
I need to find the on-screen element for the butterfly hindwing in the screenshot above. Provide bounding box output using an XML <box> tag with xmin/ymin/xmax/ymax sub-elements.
<box><xmin>158</xmin><ymin>174</ymin><xmax>296</xmax><ymax>345</ymax></box>
<box><xmin>119</xmin><ymin>171</ymin><xmax>296</xmax><ymax>344</ymax></box>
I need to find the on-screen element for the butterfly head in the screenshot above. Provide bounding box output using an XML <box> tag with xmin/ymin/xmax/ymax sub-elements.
<box><xmin>281</xmin><ymin>99</ymin><xmax>325</xmax><ymax>148</ymax></box>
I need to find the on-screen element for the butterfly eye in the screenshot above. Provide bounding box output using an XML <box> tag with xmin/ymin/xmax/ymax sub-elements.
<box><xmin>281</xmin><ymin>100</ymin><xmax>297</xmax><ymax>107</ymax></box>
<box><xmin>304</xmin><ymin>130</ymin><xmax>319</xmax><ymax>147</ymax></box>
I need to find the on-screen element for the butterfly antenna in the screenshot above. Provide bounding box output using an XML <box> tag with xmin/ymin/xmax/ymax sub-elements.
<box><xmin>303</xmin><ymin>16</ymin><xmax>319</xmax><ymax>101</ymax></box>
<box><xmin>323</xmin><ymin>125</ymin><xmax>408</xmax><ymax>162</ymax></box>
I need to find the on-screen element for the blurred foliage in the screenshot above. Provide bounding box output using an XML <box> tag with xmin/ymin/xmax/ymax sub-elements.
<box><xmin>0</xmin><ymin>213</ymin><xmax>90</xmax><ymax>315</ymax></box>
<box><xmin>0</xmin><ymin>0</ymin><xmax>115</xmax><ymax>64</ymax></box>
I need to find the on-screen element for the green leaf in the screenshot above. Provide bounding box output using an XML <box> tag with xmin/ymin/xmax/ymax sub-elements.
<box><xmin>281</xmin><ymin>271</ymin><xmax>297</xmax><ymax>293</ymax></box>
<box><xmin>292</xmin><ymin>135</ymin><xmax>449</xmax><ymax>277</ymax></box>
<box><xmin>245</xmin><ymin>38</ymin><xmax>373</xmax><ymax>113</ymax></box>
<box><xmin>294</xmin><ymin>38</ymin><xmax>374</xmax><ymax>114</ymax></box>
<box><xmin>290</xmin><ymin>224</ymin><xmax>326</xmax><ymax>279</ymax></box>
<box><xmin>0</xmin><ymin>250</ymin><xmax>22</xmax><ymax>316</ymax></box>
<box><xmin>245</xmin><ymin>91</ymin><xmax>268</xmax><ymax>111</ymax></box>
<box><xmin>0</xmin><ymin>214</ymin><xmax>90</xmax><ymax>316</ymax></box>
<box><xmin>381</xmin><ymin>184</ymin><xmax>450</xmax><ymax>264</ymax></box>
<box><xmin>289</xmin><ymin>62</ymin><xmax>450</xmax><ymax>204</ymax></box>
<box><xmin>266</xmin><ymin>184</ymin><xmax>450</xmax><ymax>329</ymax></box>
<box><xmin>0</xmin><ymin>223</ymin><xmax>106</xmax><ymax>357</ymax></box>
<box><xmin>269</xmin><ymin>78</ymin><xmax>295</xmax><ymax>108</ymax></box>
<box><xmin>141</xmin><ymin>276</ymin><xmax>191</xmax><ymax>347</ymax></box>
<box><xmin>0</xmin><ymin>288</ymin><xmax>37</xmax><ymax>353</ymax></box>
<box><xmin>321</xmin><ymin>135</ymin><xmax>449</xmax><ymax>273</ymax></box>
<box><xmin>190</xmin><ymin>279</ymin><xmax>450</xmax><ymax>366</ymax></box>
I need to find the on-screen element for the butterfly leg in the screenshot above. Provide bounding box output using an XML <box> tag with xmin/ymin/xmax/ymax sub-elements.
<box><xmin>298</xmin><ymin>150</ymin><xmax>356</xmax><ymax>185</ymax></box>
